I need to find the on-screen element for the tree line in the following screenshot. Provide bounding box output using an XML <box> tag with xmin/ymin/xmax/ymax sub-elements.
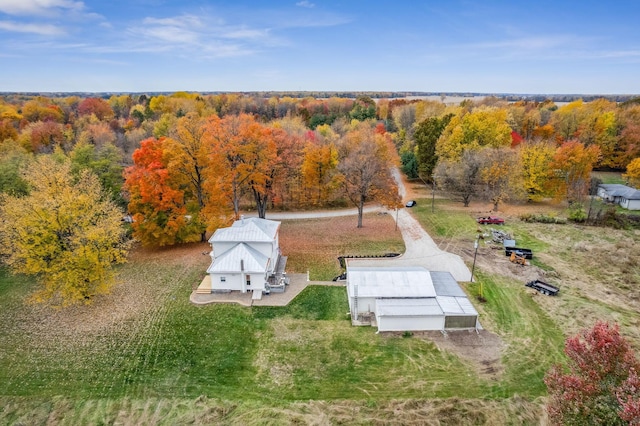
<box><xmin>2</xmin><ymin>92</ymin><xmax>640</xmax><ymax>305</ymax></box>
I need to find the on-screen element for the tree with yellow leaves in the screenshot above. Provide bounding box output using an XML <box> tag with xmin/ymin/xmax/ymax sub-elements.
<box><xmin>518</xmin><ymin>140</ymin><xmax>556</xmax><ymax>201</ymax></box>
<box><xmin>436</xmin><ymin>106</ymin><xmax>513</xmax><ymax>161</ymax></box>
<box><xmin>0</xmin><ymin>156</ymin><xmax>129</xmax><ymax>306</ymax></box>
<box><xmin>623</xmin><ymin>157</ymin><xmax>640</xmax><ymax>188</ymax></box>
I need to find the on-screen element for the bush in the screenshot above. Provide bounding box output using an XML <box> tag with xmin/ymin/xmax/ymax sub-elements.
<box><xmin>591</xmin><ymin>207</ymin><xmax>640</xmax><ymax>229</ymax></box>
<box><xmin>519</xmin><ymin>213</ymin><xmax>567</xmax><ymax>224</ymax></box>
<box><xmin>568</xmin><ymin>203</ymin><xmax>587</xmax><ymax>223</ymax></box>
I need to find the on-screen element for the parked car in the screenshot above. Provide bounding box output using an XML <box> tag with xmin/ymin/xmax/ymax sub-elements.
<box><xmin>477</xmin><ymin>216</ymin><xmax>505</xmax><ymax>225</ymax></box>
<box><xmin>405</xmin><ymin>200</ymin><xmax>417</xmax><ymax>207</ymax></box>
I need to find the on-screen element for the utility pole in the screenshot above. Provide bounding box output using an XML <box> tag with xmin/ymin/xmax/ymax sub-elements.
<box><xmin>431</xmin><ymin>178</ymin><xmax>435</xmax><ymax>213</ymax></box>
<box><xmin>471</xmin><ymin>238</ymin><xmax>479</xmax><ymax>283</ymax></box>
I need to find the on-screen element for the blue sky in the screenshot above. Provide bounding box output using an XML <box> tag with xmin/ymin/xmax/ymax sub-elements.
<box><xmin>1</xmin><ymin>0</ymin><xmax>640</xmax><ymax>94</ymax></box>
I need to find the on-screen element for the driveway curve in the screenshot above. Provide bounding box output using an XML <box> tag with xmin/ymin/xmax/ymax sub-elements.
<box><xmin>248</xmin><ymin>169</ymin><xmax>472</xmax><ymax>282</ymax></box>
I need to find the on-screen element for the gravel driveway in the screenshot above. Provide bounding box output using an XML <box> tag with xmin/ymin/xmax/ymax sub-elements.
<box><xmin>255</xmin><ymin>169</ymin><xmax>472</xmax><ymax>282</ymax></box>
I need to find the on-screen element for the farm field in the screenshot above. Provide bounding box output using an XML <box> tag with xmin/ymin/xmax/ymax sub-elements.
<box><xmin>1</xmin><ymin>197</ymin><xmax>639</xmax><ymax>424</ymax></box>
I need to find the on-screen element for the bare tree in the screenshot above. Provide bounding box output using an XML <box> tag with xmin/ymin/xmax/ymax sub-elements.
<box><xmin>434</xmin><ymin>150</ymin><xmax>482</xmax><ymax>207</ymax></box>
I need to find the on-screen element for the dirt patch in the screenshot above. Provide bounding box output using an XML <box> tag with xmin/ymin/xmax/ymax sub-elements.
<box><xmin>384</xmin><ymin>329</ymin><xmax>505</xmax><ymax>382</ymax></box>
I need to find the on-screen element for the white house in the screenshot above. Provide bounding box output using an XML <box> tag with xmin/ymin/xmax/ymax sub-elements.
<box><xmin>597</xmin><ymin>184</ymin><xmax>640</xmax><ymax>211</ymax></box>
<box><xmin>198</xmin><ymin>217</ymin><xmax>287</xmax><ymax>298</ymax></box>
<box><xmin>346</xmin><ymin>266</ymin><xmax>478</xmax><ymax>332</ymax></box>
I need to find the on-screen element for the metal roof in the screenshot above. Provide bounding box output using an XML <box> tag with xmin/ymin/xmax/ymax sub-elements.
<box><xmin>207</xmin><ymin>242</ymin><xmax>269</xmax><ymax>274</ymax></box>
<box><xmin>209</xmin><ymin>217</ymin><xmax>280</xmax><ymax>243</ymax></box>
<box><xmin>599</xmin><ymin>184</ymin><xmax>640</xmax><ymax>200</ymax></box>
<box><xmin>436</xmin><ymin>296</ymin><xmax>478</xmax><ymax>315</ymax></box>
<box><xmin>430</xmin><ymin>271</ymin><xmax>467</xmax><ymax>297</ymax></box>
<box><xmin>347</xmin><ymin>266</ymin><xmax>436</xmax><ymax>298</ymax></box>
<box><xmin>376</xmin><ymin>298</ymin><xmax>443</xmax><ymax>317</ymax></box>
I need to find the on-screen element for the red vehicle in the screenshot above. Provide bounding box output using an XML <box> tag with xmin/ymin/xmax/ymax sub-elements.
<box><xmin>477</xmin><ymin>216</ymin><xmax>505</xmax><ymax>225</ymax></box>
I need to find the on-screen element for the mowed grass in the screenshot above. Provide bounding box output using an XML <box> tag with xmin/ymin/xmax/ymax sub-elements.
<box><xmin>9</xmin><ymin>202</ymin><xmax>631</xmax><ymax>423</ymax></box>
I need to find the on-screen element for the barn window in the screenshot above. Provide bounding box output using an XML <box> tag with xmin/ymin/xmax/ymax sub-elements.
<box><xmin>220</xmin><ymin>276</ymin><xmax>226</xmax><ymax>282</ymax></box>
<box><xmin>444</xmin><ymin>316</ymin><xmax>476</xmax><ymax>329</ymax></box>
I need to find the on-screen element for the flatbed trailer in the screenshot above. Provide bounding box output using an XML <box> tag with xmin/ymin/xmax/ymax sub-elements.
<box><xmin>505</xmin><ymin>247</ymin><xmax>533</xmax><ymax>259</ymax></box>
<box><xmin>526</xmin><ymin>279</ymin><xmax>560</xmax><ymax>296</ymax></box>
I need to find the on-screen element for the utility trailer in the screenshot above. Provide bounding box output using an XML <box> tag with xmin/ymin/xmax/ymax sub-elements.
<box><xmin>526</xmin><ymin>279</ymin><xmax>560</xmax><ymax>296</ymax></box>
<box><xmin>505</xmin><ymin>247</ymin><xmax>533</xmax><ymax>259</ymax></box>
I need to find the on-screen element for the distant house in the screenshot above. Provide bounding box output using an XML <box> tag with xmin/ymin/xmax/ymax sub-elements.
<box><xmin>197</xmin><ymin>217</ymin><xmax>287</xmax><ymax>299</ymax></box>
<box><xmin>346</xmin><ymin>266</ymin><xmax>478</xmax><ymax>332</ymax></box>
<box><xmin>597</xmin><ymin>184</ymin><xmax>640</xmax><ymax>211</ymax></box>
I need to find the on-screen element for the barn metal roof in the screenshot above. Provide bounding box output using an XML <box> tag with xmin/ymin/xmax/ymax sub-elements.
<box><xmin>207</xmin><ymin>242</ymin><xmax>269</xmax><ymax>274</ymax></box>
<box><xmin>430</xmin><ymin>271</ymin><xmax>467</xmax><ymax>297</ymax></box>
<box><xmin>209</xmin><ymin>217</ymin><xmax>280</xmax><ymax>243</ymax></box>
<box><xmin>347</xmin><ymin>266</ymin><xmax>436</xmax><ymax>298</ymax></box>
<box><xmin>436</xmin><ymin>296</ymin><xmax>478</xmax><ymax>315</ymax></box>
<box><xmin>376</xmin><ymin>298</ymin><xmax>443</xmax><ymax>317</ymax></box>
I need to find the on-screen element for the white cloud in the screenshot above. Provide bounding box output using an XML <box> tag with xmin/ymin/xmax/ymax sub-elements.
<box><xmin>142</xmin><ymin>14</ymin><xmax>204</xmax><ymax>29</ymax></box>
<box><xmin>296</xmin><ymin>1</ymin><xmax>315</xmax><ymax>8</ymax></box>
<box><xmin>0</xmin><ymin>20</ymin><xmax>65</xmax><ymax>35</ymax></box>
<box><xmin>123</xmin><ymin>13</ymin><xmax>279</xmax><ymax>57</ymax></box>
<box><xmin>0</xmin><ymin>0</ymin><xmax>85</xmax><ymax>16</ymax></box>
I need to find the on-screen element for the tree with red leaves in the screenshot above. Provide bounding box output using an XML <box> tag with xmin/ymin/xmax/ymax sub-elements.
<box><xmin>124</xmin><ymin>137</ymin><xmax>200</xmax><ymax>246</ymax></box>
<box><xmin>545</xmin><ymin>321</ymin><xmax>640</xmax><ymax>425</ymax></box>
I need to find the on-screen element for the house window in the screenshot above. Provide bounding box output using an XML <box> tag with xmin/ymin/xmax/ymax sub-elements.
<box><xmin>220</xmin><ymin>276</ymin><xmax>226</xmax><ymax>283</ymax></box>
<box><xmin>246</xmin><ymin>276</ymin><xmax>251</xmax><ymax>287</ymax></box>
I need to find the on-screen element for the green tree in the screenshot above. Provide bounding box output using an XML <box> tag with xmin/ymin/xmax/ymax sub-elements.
<box><xmin>69</xmin><ymin>142</ymin><xmax>125</xmax><ymax>207</ymax></box>
<box><xmin>0</xmin><ymin>156</ymin><xmax>129</xmax><ymax>306</ymax></box>
<box><xmin>414</xmin><ymin>114</ymin><xmax>453</xmax><ymax>182</ymax></box>
<box><xmin>0</xmin><ymin>144</ymin><xmax>31</xmax><ymax>196</ymax></box>
<box><xmin>349</xmin><ymin>96</ymin><xmax>376</xmax><ymax>121</ymax></box>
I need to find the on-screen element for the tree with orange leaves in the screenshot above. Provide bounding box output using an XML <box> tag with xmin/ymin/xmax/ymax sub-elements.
<box><xmin>203</xmin><ymin>113</ymin><xmax>277</xmax><ymax>219</ymax></box>
<box><xmin>336</xmin><ymin>122</ymin><xmax>399</xmax><ymax>228</ymax></box>
<box><xmin>124</xmin><ymin>137</ymin><xmax>200</xmax><ymax>246</ymax></box>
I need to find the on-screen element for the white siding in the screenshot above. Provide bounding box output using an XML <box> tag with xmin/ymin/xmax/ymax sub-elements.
<box><xmin>210</xmin><ymin>273</ymin><xmax>243</xmax><ymax>291</ymax></box>
<box><xmin>377</xmin><ymin>315</ymin><xmax>445</xmax><ymax>332</ymax></box>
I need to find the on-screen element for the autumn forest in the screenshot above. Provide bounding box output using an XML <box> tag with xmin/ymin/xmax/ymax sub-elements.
<box><xmin>1</xmin><ymin>92</ymin><xmax>640</xmax><ymax>305</ymax></box>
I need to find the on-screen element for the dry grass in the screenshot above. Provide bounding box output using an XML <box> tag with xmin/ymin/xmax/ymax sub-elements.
<box><xmin>280</xmin><ymin>212</ymin><xmax>405</xmax><ymax>280</ymax></box>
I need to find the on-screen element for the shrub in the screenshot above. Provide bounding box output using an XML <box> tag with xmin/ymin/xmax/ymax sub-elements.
<box><xmin>519</xmin><ymin>213</ymin><xmax>567</xmax><ymax>224</ymax></box>
<box><xmin>568</xmin><ymin>203</ymin><xmax>587</xmax><ymax>223</ymax></box>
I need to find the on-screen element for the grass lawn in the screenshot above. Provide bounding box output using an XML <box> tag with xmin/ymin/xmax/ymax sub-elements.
<box><xmin>4</xmin><ymin>202</ymin><xmax>638</xmax><ymax>424</ymax></box>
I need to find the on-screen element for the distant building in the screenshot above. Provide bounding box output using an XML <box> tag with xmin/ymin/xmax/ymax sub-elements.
<box><xmin>597</xmin><ymin>184</ymin><xmax>640</xmax><ymax>211</ymax></box>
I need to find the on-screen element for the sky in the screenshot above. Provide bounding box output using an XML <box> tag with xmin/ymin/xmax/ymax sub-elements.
<box><xmin>1</xmin><ymin>0</ymin><xmax>640</xmax><ymax>94</ymax></box>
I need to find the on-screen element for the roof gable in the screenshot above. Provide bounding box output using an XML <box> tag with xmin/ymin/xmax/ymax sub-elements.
<box><xmin>207</xmin><ymin>243</ymin><xmax>269</xmax><ymax>274</ymax></box>
<box><xmin>210</xmin><ymin>217</ymin><xmax>280</xmax><ymax>243</ymax></box>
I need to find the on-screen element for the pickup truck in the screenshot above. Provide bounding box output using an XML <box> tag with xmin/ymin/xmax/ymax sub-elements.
<box><xmin>477</xmin><ymin>216</ymin><xmax>505</xmax><ymax>225</ymax></box>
